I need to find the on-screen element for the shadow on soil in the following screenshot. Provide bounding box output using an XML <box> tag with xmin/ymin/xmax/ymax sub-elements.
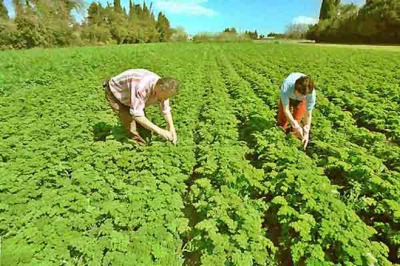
<box><xmin>93</xmin><ymin>121</ymin><xmax>151</xmax><ymax>144</ymax></box>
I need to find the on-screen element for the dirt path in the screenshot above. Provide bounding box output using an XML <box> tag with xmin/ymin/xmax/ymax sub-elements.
<box><xmin>255</xmin><ymin>39</ymin><xmax>400</xmax><ymax>52</ymax></box>
<box><xmin>302</xmin><ymin>42</ymin><xmax>400</xmax><ymax>52</ymax></box>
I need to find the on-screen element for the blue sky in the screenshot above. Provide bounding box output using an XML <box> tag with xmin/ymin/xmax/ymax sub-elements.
<box><xmin>4</xmin><ymin>0</ymin><xmax>365</xmax><ymax>35</ymax></box>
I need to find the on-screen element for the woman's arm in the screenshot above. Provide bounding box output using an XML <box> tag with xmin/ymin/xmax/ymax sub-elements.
<box><xmin>283</xmin><ymin>105</ymin><xmax>303</xmax><ymax>138</ymax></box>
<box><xmin>303</xmin><ymin>110</ymin><xmax>312</xmax><ymax>128</ymax></box>
<box><xmin>302</xmin><ymin>110</ymin><xmax>312</xmax><ymax>149</ymax></box>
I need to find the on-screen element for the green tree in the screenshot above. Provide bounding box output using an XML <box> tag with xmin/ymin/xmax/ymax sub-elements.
<box><xmin>170</xmin><ymin>26</ymin><xmax>188</xmax><ymax>42</ymax></box>
<box><xmin>14</xmin><ymin>15</ymin><xmax>48</xmax><ymax>48</ymax></box>
<box><xmin>114</xmin><ymin>0</ymin><xmax>123</xmax><ymax>13</ymax></box>
<box><xmin>285</xmin><ymin>23</ymin><xmax>310</xmax><ymax>39</ymax></box>
<box><xmin>81</xmin><ymin>24</ymin><xmax>112</xmax><ymax>43</ymax></box>
<box><xmin>0</xmin><ymin>20</ymin><xmax>19</xmax><ymax>49</ymax></box>
<box><xmin>5</xmin><ymin>0</ymin><xmax>84</xmax><ymax>48</ymax></box>
<box><xmin>358</xmin><ymin>0</ymin><xmax>400</xmax><ymax>42</ymax></box>
<box><xmin>319</xmin><ymin>0</ymin><xmax>341</xmax><ymax>20</ymax></box>
<box><xmin>150</xmin><ymin>4</ymin><xmax>156</xmax><ymax>23</ymax></box>
<box><xmin>224</xmin><ymin>27</ymin><xmax>237</xmax><ymax>34</ymax></box>
<box><xmin>128</xmin><ymin>0</ymin><xmax>137</xmax><ymax>21</ymax></box>
<box><xmin>2</xmin><ymin>0</ymin><xmax>176</xmax><ymax>48</ymax></box>
<box><xmin>0</xmin><ymin>0</ymin><xmax>8</xmax><ymax>20</ymax></box>
<box><xmin>88</xmin><ymin>2</ymin><xmax>103</xmax><ymax>26</ymax></box>
<box><xmin>60</xmin><ymin>0</ymin><xmax>85</xmax><ymax>21</ymax></box>
<box><xmin>156</xmin><ymin>12</ymin><xmax>171</xmax><ymax>42</ymax></box>
<box><xmin>101</xmin><ymin>1</ymin><xmax>129</xmax><ymax>43</ymax></box>
<box><xmin>310</xmin><ymin>0</ymin><xmax>400</xmax><ymax>44</ymax></box>
<box><xmin>134</xmin><ymin>3</ymin><xmax>142</xmax><ymax>20</ymax></box>
<box><xmin>244</xmin><ymin>30</ymin><xmax>259</xmax><ymax>39</ymax></box>
<box><xmin>12</xmin><ymin>0</ymin><xmax>23</xmax><ymax>16</ymax></box>
<box><xmin>142</xmin><ymin>1</ymin><xmax>150</xmax><ymax>20</ymax></box>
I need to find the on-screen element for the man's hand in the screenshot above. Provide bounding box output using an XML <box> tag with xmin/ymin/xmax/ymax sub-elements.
<box><xmin>134</xmin><ymin>116</ymin><xmax>174</xmax><ymax>143</ymax></box>
<box><xmin>302</xmin><ymin>125</ymin><xmax>310</xmax><ymax>149</ymax></box>
<box><xmin>130</xmin><ymin>133</ymin><xmax>146</xmax><ymax>146</ymax></box>
<box><xmin>159</xmin><ymin>129</ymin><xmax>173</xmax><ymax>142</ymax></box>
<box><xmin>170</xmin><ymin>127</ymin><xmax>178</xmax><ymax>145</ymax></box>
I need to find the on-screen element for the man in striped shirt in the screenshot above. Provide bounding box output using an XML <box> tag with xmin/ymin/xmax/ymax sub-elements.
<box><xmin>103</xmin><ymin>69</ymin><xmax>181</xmax><ymax>145</ymax></box>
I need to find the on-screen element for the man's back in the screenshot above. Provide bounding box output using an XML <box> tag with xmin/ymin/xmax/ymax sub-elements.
<box><xmin>109</xmin><ymin>69</ymin><xmax>160</xmax><ymax>106</ymax></box>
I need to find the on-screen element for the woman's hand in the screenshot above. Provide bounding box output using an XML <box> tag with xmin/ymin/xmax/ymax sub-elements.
<box><xmin>170</xmin><ymin>127</ymin><xmax>178</xmax><ymax>145</ymax></box>
<box><xmin>302</xmin><ymin>125</ymin><xmax>310</xmax><ymax>149</ymax></box>
<box><xmin>292</xmin><ymin>121</ymin><xmax>304</xmax><ymax>138</ymax></box>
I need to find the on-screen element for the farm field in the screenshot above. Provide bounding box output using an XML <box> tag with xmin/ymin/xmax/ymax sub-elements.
<box><xmin>0</xmin><ymin>43</ymin><xmax>399</xmax><ymax>266</ymax></box>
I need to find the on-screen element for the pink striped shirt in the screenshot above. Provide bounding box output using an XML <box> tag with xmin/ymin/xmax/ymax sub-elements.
<box><xmin>108</xmin><ymin>69</ymin><xmax>171</xmax><ymax>117</ymax></box>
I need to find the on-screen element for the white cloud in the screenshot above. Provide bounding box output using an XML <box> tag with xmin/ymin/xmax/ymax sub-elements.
<box><xmin>155</xmin><ymin>0</ymin><xmax>218</xmax><ymax>17</ymax></box>
<box><xmin>292</xmin><ymin>16</ymin><xmax>318</xmax><ymax>25</ymax></box>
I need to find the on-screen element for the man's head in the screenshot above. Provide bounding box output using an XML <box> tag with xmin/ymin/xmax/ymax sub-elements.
<box><xmin>155</xmin><ymin>77</ymin><xmax>181</xmax><ymax>101</ymax></box>
<box><xmin>295</xmin><ymin>76</ymin><xmax>315</xmax><ymax>96</ymax></box>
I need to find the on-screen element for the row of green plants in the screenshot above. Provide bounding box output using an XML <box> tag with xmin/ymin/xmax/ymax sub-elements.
<box><xmin>229</xmin><ymin>44</ymin><xmax>400</xmax><ymax>171</ymax></box>
<box><xmin>1</xmin><ymin>42</ymin><xmax>399</xmax><ymax>265</ymax></box>
<box><xmin>220</xmin><ymin>43</ymin><xmax>400</xmax><ymax>263</ymax></box>
<box><xmin>0</xmin><ymin>44</ymin><xmax>211</xmax><ymax>265</ymax></box>
<box><xmin>214</xmin><ymin>49</ymin><xmax>392</xmax><ymax>265</ymax></box>
<box><xmin>185</xmin><ymin>54</ymin><xmax>277</xmax><ymax>265</ymax></box>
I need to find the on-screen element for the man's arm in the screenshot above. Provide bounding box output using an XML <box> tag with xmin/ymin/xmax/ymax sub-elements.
<box><xmin>160</xmin><ymin>99</ymin><xmax>177</xmax><ymax>144</ymax></box>
<box><xmin>163</xmin><ymin>112</ymin><xmax>177</xmax><ymax>144</ymax></box>
<box><xmin>134</xmin><ymin>116</ymin><xmax>172</xmax><ymax>141</ymax></box>
<box><xmin>164</xmin><ymin>112</ymin><xmax>174</xmax><ymax>129</ymax></box>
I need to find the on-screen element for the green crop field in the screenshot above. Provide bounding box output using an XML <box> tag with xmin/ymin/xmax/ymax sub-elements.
<box><xmin>1</xmin><ymin>43</ymin><xmax>399</xmax><ymax>266</ymax></box>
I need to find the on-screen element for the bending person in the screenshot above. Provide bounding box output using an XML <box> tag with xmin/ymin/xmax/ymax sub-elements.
<box><xmin>103</xmin><ymin>69</ymin><xmax>181</xmax><ymax>145</ymax></box>
<box><xmin>277</xmin><ymin>73</ymin><xmax>316</xmax><ymax>149</ymax></box>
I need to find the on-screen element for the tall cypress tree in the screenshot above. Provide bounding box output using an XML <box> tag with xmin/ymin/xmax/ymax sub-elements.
<box><xmin>88</xmin><ymin>2</ymin><xmax>100</xmax><ymax>25</ymax></box>
<box><xmin>134</xmin><ymin>3</ymin><xmax>142</xmax><ymax>19</ymax></box>
<box><xmin>142</xmin><ymin>1</ymin><xmax>150</xmax><ymax>20</ymax></box>
<box><xmin>128</xmin><ymin>0</ymin><xmax>136</xmax><ymax>20</ymax></box>
<box><xmin>149</xmin><ymin>2</ymin><xmax>155</xmax><ymax>22</ymax></box>
<box><xmin>319</xmin><ymin>0</ymin><xmax>341</xmax><ymax>20</ymax></box>
<box><xmin>114</xmin><ymin>0</ymin><xmax>123</xmax><ymax>13</ymax></box>
<box><xmin>129</xmin><ymin>0</ymin><xmax>134</xmax><ymax>11</ymax></box>
<box><xmin>156</xmin><ymin>12</ymin><xmax>171</xmax><ymax>42</ymax></box>
<box><xmin>163</xmin><ymin>13</ymin><xmax>171</xmax><ymax>41</ymax></box>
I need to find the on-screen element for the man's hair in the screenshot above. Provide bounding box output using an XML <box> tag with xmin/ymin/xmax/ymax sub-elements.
<box><xmin>295</xmin><ymin>76</ymin><xmax>315</xmax><ymax>95</ymax></box>
<box><xmin>156</xmin><ymin>77</ymin><xmax>181</xmax><ymax>96</ymax></box>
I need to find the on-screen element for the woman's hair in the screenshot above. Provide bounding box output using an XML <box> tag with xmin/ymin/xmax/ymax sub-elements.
<box><xmin>156</xmin><ymin>77</ymin><xmax>181</xmax><ymax>96</ymax></box>
<box><xmin>295</xmin><ymin>76</ymin><xmax>315</xmax><ymax>95</ymax></box>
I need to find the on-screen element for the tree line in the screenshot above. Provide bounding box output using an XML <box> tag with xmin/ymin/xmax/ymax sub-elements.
<box><xmin>2</xmin><ymin>0</ymin><xmax>397</xmax><ymax>49</ymax></box>
<box><xmin>192</xmin><ymin>27</ymin><xmax>265</xmax><ymax>43</ymax></box>
<box><xmin>308</xmin><ymin>0</ymin><xmax>400</xmax><ymax>44</ymax></box>
<box><xmin>223</xmin><ymin>28</ymin><xmax>263</xmax><ymax>40</ymax></box>
<box><xmin>270</xmin><ymin>0</ymin><xmax>400</xmax><ymax>44</ymax></box>
<box><xmin>0</xmin><ymin>0</ymin><xmax>177</xmax><ymax>50</ymax></box>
